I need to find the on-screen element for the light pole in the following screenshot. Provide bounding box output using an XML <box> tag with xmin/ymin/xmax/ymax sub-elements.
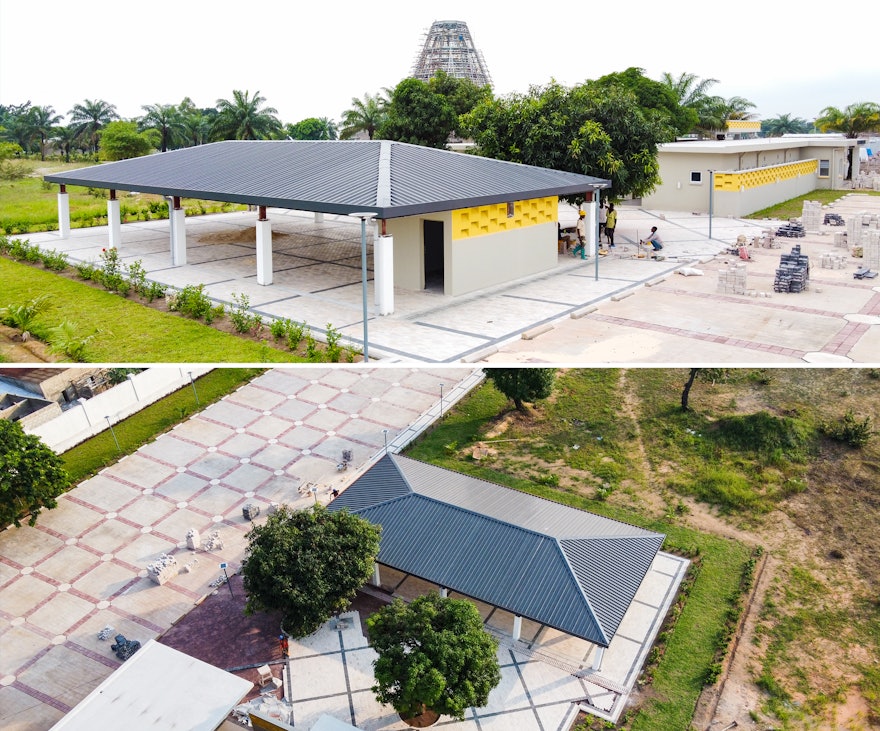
<box><xmin>708</xmin><ymin>170</ymin><xmax>715</xmax><ymax>240</ymax></box>
<box><xmin>439</xmin><ymin>384</ymin><xmax>445</xmax><ymax>418</ymax></box>
<box><xmin>383</xmin><ymin>429</ymin><xmax>389</xmax><ymax>454</ymax></box>
<box><xmin>348</xmin><ymin>212</ymin><xmax>378</xmax><ymax>362</ymax></box>
<box><xmin>104</xmin><ymin>415</ymin><xmax>121</xmax><ymax>453</ymax></box>
<box><xmin>188</xmin><ymin>371</ymin><xmax>200</xmax><ymax>406</ymax></box>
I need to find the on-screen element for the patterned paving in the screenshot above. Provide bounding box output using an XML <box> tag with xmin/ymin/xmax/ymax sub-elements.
<box><xmin>0</xmin><ymin>367</ymin><xmax>477</xmax><ymax>731</ymax></box>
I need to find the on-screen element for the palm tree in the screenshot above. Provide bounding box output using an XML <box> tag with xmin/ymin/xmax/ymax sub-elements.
<box><xmin>340</xmin><ymin>93</ymin><xmax>388</xmax><ymax>140</ymax></box>
<box><xmin>660</xmin><ymin>72</ymin><xmax>719</xmax><ymax>110</ymax></box>
<box><xmin>53</xmin><ymin>124</ymin><xmax>80</xmax><ymax>162</ymax></box>
<box><xmin>26</xmin><ymin>105</ymin><xmax>62</xmax><ymax>160</ymax></box>
<box><xmin>815</xmin><ymin>102</ymin><xmax>880</xmax><ymax>138</ymax></box>
<box><xmin>722</xmin><ymin>96</ymin><xmax>757</xmax><ymax>121</ymax></box>
<box><xmin>68</xmin><ymin>98</ymin><xmax>119</xmax><ymax>156</ymax></box>
<box><xmin>139</xmin><ymin>103</ymin><xmax>184</xmax><ymax>152</ymax></box>
<box><xmin>761</xmin><ymin>114</ymin><xmax>813</xmax><ymax>137</ymax></box>
<box><xmin>212</xmin><ymin>90</ymin><xmax>282</xmax><ymax>141</ymax></box>
<box><xmin>177</xmin><ymin>97</ymin><xmax>213</xmax><ymax>147</ymax></box>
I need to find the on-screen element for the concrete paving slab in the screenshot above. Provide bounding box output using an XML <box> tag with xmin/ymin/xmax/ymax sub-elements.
<box><xmin>0</xmin><ymin>530</ymin><xmax>64</xmax><ymax>568</ymax></box>
<box><xmin>0</xmin><ymin>685</ymin><xmax>65</xmax><ymax>731</ymax></box>
<box><xmin>25</xmin><ymin>592</ymin><xmax>94</xmax><ymax>637</ymax></box>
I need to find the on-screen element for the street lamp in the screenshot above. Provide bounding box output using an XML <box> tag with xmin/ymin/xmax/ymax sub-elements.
<box><xmin>348</xmin><ymin>212</ymin><xmax>378</xmax><ymax>362</ymax></box>
<box><xmin>188</xmin><ymin>371</ymin><xmax>200</xmax><ymax>406</ymax></box>
<box><xmin>439</xmin><ymin>384</ymin><xmax>445</xmax><ymax>418</ymax></box>
<box><xmin>104</xmin><ymin>415</ymin><xmax>121</xmax><ymax>453</ymax></box>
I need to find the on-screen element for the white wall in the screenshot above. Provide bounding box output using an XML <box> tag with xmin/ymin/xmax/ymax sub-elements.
<box><xmin>27</xmin><ymin>367</ymin><xmax>212</xmax><ymax>453</ymax></box>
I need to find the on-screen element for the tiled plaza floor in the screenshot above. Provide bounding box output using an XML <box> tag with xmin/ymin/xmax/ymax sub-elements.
<box><xmin>0</xmin><ymin>367</ymin><xmax>478</xmax><ymax>730</ymax></box>
<box><xmin>20</xmin><ymin>197</ymin><xmax>879</xmax><ymax>364</ymax></box>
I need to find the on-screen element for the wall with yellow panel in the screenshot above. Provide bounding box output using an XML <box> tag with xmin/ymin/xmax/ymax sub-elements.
<box><xmin>451</xmin><ymin>197</ymin><xmax>557</xmax><ymax>240</ymax></box>
<box><xmin>714</xmin><ymin>160</ymin><xmax>817</xmax><ymax>191</ymax></box>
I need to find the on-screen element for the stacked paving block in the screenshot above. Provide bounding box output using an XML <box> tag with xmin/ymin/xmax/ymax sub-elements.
<box><xmin>776</xmin><ymin>221</ymin><xmax>806</xmax><ymax>238</ymax></box>
<box><xmin>774</xmin><ymin>245</ymin><xmax>810</xmax><ymax>293</ymax></box>
<box><xmin>833</xmin><ymin>232</ymin><xmax>848</xmax><ymax>249</ymax></box>
<box><xmin>801</xmin><ymin>201</ymin><xmax>823</xmax><ymax>232</ymax></box>
<box><xmin>863</xmin><ymin>230</ymin><xmax>880</xmax><ymax>270</ymax></box>
<box><xmin>819</xmin><ymin>252</ymin><xmax>847</xmax><ymax>269</ymax></box>
<box><xmin>717</xmin><ymin>262</ymin><xmax>748</xmax><ymax>294</ymax></box>
<box><xmin>147</xmin><ymin>553</ymin><xmax>179</xmax><ymax>585</ymax></box>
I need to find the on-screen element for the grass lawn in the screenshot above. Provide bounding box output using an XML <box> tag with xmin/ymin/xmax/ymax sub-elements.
<box><xmin>745</xmin><ymin>189</ymin><xmax>880</xmax><ymax>221</ymax></box>
<box><xmin>405</xmin><ymin>373</ymin><xmax>754</xmax><ymax>731</ymax></box>
<box><xmin>0</xmin><ymin>257</ymin><xmax>304</xmax><ymax>362</ymax></box>
<box><xmin>61</xmin><ymin>368</ymin><xmax>264</xmax><ymax>484</ymax></box>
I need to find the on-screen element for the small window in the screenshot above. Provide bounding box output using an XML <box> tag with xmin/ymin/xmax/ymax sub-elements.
<box><xmin>819</xmin><ymin>159</ymin><xmax>830</xmax><ymax>177</ymax></box>
<box><xmin>690</xmin><ymin>171</ymin><xmax>702</xmax><ymax>184</ymax></box>
<box><xmin>506</xmin><ymin>201</ymin><xmax>515</xmax><ymax>218</ymax></box>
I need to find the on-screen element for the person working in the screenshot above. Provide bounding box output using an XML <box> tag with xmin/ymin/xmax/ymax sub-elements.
<box><xmin>572</xmin><ymin>210</ymin><xmax>588</xmax><ymax>259</ymax></box>
<box><xmin>605</xmin><ymin>203</ymin><xmax>617</xmax><ymax>247</ymax></box>
<box><xmin>640</xmin><ymin>226</ymin><xmax>664</xmax><ymax>253</ymax></box>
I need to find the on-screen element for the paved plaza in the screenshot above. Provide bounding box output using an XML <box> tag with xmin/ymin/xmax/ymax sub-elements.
<box><xmin>0</xmin><ymin>367</ymin><xmax>478</xmax><ymax>730</ymax></box>
<box><xmin>19</xmin><ymin>195</ymin><xmax>880</xmax><ymax>364</ymax></box>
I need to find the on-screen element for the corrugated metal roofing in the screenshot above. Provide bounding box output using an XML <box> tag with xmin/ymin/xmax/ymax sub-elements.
<box><xmin>329</xmin><ymin>454</ymin><xmax>664</xmax><ymax>646</ymax></box>
<box><xmin>43</xmin><ymin>140</ymin><xmax>610</xmax><ymax>219</ymax></box>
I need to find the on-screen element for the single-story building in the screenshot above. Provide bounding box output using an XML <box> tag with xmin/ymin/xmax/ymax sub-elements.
<box><xmin>642</xmin><ymin>134</ymin><xmax>862</xmax><ymax>216</ymax></box>
<box><xmin>44</xmin><ymin>140</ymin><xmax>609</xmax><ymax>309</ymax></box>
<box><xmin>328</xmin><ymin>453</ymin><xmax>665</xmax><ymax>670</ymax></box>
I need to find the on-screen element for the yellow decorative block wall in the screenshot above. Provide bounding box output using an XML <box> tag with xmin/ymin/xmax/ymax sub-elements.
<box><xmin>451</xmin><ymin>197</ymin><xmax>557</xmax><ymax>240</ymax></box>
<box><xmin>726</xmin><ymin>120</ymin><xmax>761</xmax><ymax>132</ymax></box>
<box><xmin>714</xmin><ymin>160</ymin><xmax>818</xmax><ymax>191</ymax></box>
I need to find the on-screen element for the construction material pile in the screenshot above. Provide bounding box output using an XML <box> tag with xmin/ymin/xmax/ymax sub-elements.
<box><xmin>773</xmin><ymin>245</ymin><xmax>810</xmax><ymax>293</ymax></box>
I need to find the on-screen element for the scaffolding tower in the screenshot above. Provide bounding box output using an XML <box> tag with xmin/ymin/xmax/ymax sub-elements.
<box><xmin>411</xmin><ymin>20</ymin><xmax>492</xmax><ymax>87</ymax></box>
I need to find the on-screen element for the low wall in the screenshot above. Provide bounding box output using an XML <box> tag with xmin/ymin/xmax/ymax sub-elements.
<box><xmin>27</xmin><ymin>367</ymin><xmax>212</xmax><ymax>453</ymax></box>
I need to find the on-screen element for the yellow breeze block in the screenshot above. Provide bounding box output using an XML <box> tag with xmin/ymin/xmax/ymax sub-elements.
<box><xmin>452</xmin><ymin>197</ymin><xmax>558</xmax><ymax>240</ymax></box>
<box><xmin>714</xmin><ymin>160</ymin><xmax>818</xmax><ymax>191</ymax></box>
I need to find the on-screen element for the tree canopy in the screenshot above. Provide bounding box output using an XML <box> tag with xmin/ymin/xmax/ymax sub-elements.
<box><xmin>461</xmin><ymin>81</ymin><xmax>666</xmax><ymax>200</ymax></box>
<box><xmin>340</xmin><ymin>92</ymin><xmax>388</xmax><ymax>140</ymax></box>
<box><xmin>367</xmin><ymin>594</ymin><xmax>501</xmax><ymax>720</ymax></box>
<box><xmin>241</xmin><ymin>504</ymin><xmax>381</xmax><ymax>638</ymax></box>
<box><xmin>212</xmin><ymin>89</ymin><xmax>282</xmax><ymax>141</ymax></box>
<box><xmin>378</xmin><ymin>78</ymin><xmax>457</xmax><ymax>148</ymax></box>
<box><xmin>485</xmin><ymin>368</ymin><xmax>556</xmax><ymax>413</ymax></box>
<box><xmin>286</xmin><ymin>117</ymin><xmax>338</xmax><ymax>140</ymax></box>
<box><xmin>815</xmin><ymin>102</ymin><xmax>880</xmax><ymax>138</ymax></box>
<box><xmin>100</xmin><ymin>121</ymin><xmax>152</xmax><ymax>160</ymax></box>
<box><xmin>0</xmin><ymin>420</ymin><xmax>70</xmax><ymax>528</ymax></box>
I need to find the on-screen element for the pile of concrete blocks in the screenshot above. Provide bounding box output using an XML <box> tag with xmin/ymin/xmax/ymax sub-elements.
<box><xmin>819</xmin><ymin>252</ymin><xmax>847</xmax><ymax>269</ymax></box>
<box><xmin>847</xmin><ymin>212</ymin><xmax>880</xmax><ymax>248</ymax></box>
<box><xmin>147</xmin><ymin>553</ymin><xmax>179</xmax><ymax>585</ymax></box>
<box><xmin>833</xmin><ymin>232</ymin><xmax>848</xmax><ymax>249</ymax></box>
<box><xmin>801</xmin><ymin>200</ymin><xmax>823</xmax><ymax>232</ymax></box>
<box><xmin>717</xmin><ymin>262</ymin><xmax>748</xmax><ymax>294</ymax></box>
<box><xmin>863</xmin><ymin>230</ymin><xmax>880</xmax><ymax>270</ymax></box>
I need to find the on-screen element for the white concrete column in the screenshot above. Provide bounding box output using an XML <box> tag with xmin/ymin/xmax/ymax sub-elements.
<box><xmin>374</xmin><ymin>233</ymin><xmax>394</xmax><ymax>315</ymax></box>
<box><xmin>588</xmin><ymin>194</ymin><xmax>599</xmax><ymax>255</ymax></box>
<box><xmin>512</xmin><ymin>615</ymin><xmax>522</xmax><ymax>642</ymax></box>
<box><xmin>371</xmin><ymin>563</ymin><xmax>381</xmax><ymax>587</ymax></box>
<box><xmin>256</xmin><ymin>207</ymin><xmax>273</xmax><ymax>286</ymax></box>
<box><xmin>591</xmin><ymin>645</ymin><xmax>605</xmax><ymax>671</ymax></box>
<box><xmin>314</xmin><ymin>212</ymin><xmax>324</xmax><ymax>223</ymax></box>
<box><xmin>171</xmin><ymin>198</ymin><xmax>187</xmax><ymax>266</ymax></box>
<box><xmin>439</xmin><ymin>587</ymin><xmax>448</xmax><ymax>598</ymax></box>
<box><xmin>57</xmin><ymin>189</ymin><xmax>70</xmax><ymax>239</ymax></box>
<box><xmin>107</xmin><ymin>197</ymin><xmax>121</xmax><ymax>249</ymax></box>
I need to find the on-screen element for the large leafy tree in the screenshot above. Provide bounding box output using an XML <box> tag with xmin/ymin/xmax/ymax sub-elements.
<box><xmin>426</xmin><ymin>70</ymin><xmax>493</xmax><ymax>122</ymax></box>
<box><xmin>139</xmin><ymin>103</ymin><xmax>184</xmax><ymax>152</ymax></box>
<box><xmin>761</xmin><ymin>113</ymin><xmax>813</xmax><ymax>137</ymax></box>
<box><xmin>0</xmin><ymin>420</ymin><xmax>70</xmax><ymax>528</ymax></box>
<box><xmin>461</xmin><ymin>81</ymin><xmax>665</xmax><ymax>200</ymax></box>
<box><xmin>68</xmin><ymin>98</ymin><xmax>119</xmax><ymax>156</ymax></box>
<box><xmin>241</xmin><ymin>504</ymin><xmax>381</xmax><ymax>637</ymax></box>
<box><xmin>378</xmin><ymin>78</ymin><xmax>457</xmax><ymax>148</ymax></box>
<box><xmin>592</xmin><ymin>67</ymin><xmax>693</xmax><ymax>137</ymax></box>
<box><xmin>286</xmin><ymin>116</ymin><xmax>338</xmax><ymax>140</ymax></box>
<box><xmin>368</xmin><ymin>594</ymin><xmax>501</xmax><ymax>721</ymax></box>
<box><xmin>485</xmin><ymin>367</ymin><xmax>556</xmax><ymax>413</ymax></box>
<box><xmin>340</xmin><ymin>92</ymin><xmax>388</xmax><ymax>140</ymax></box>
<box><xmin>212</xmin><ymin>89</ymin><xmax>282</xmax><ymax>141</ymax></box>
<box><xmin>100</xmin><ymin>121</ymin><xmax>152</xmax><ymax>160</ymax></box>
<box><xmin>54</xmin><ymin>124</ymin><xmax>81</xmax><ymax>162</ymax></box>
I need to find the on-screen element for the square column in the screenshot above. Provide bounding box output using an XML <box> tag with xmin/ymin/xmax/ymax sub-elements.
<box><xmin>256</xmin><ymin>207</ymin><xmax>273</xmax><ymax>286</ymax></box>
<box><xmin>371</xmin><ymin>563</ymin><xmax>381</xmax><ymax>587</ymax></box>
<box><xmin>314</xmin><ymin>212</ymin><xmax>324</xmax><ymax>223</ymax></box>
<box><xmin>57</xmin><ymin>189</ymin><xmax>70</xmax><ymax>239</ymax></box>
<box><xmin>585</xmin><ymin>192</ymin><xmax>598</xmax><ymax>256</ymax></box>
<box><xmin>591</xmin><ymin>645</ymin><xmax>605</xmax><ymax>671</ymax></box>
<box><xmin>374</xmin><ymin>233</ymin><xmax>394</xmax><ymax>315</ymax></box>
<box><xmin>107</xmin><ymin>198</ymin><xmax>121</xmax><ymax>249</ymax></box>
<box><xmin>171</xmin><ymin>199</ymin><xmax>187</xmax><ymax>266</ymax></box>
<box><xmin>512</xmin><ymin>615</ymin><xmax>523</xmax><ymax>642</ymax></box>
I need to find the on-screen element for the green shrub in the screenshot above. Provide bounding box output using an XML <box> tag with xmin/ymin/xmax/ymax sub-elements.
<box><xmin>325</xmin><ymin>323</ymin><xmax>342</xmax><ymax>362</ymax></box>
<box><xmin>40</xmin><ymin>248</ymin><xmax>68</xmax><ymax>271</ymax></box>
<box><xmin>230</xmin><ymin>292</ymin><xmax>262</xmax><ymax>334</ymax></box>
<box><xmin>821</xmin><ymin>410</ymin><xmax>874</xmax><ymax>448</ymax></box>
<box><xmin>0</xmin><ymin>294</ymin><xmax>50</xmax><ymax>333</ymax></box>
<box><xmin>74</xmin><ymin>261</ymin><xmax>98</xmax><ymax>280</ymax></box>
<box><xmin>305</xmin><ymin>332</ymin><xmax>320</xmax><ymax>361</ymax></box>
<box><xmin>285</xmin><ymin>320</ymin><xmax>305</xmax><ymax>350</ymax></box>
<box><xmin>168</xmin><ymin>284</ymin><xmax>215</xmax><ymax>321</ymax></box>
<box><xmin>47</xmin><ymin>320</ymin><xmax>97</xmax><ymax>361</ymax></box>
<box><xmin>269</xmin><ymin>318</ymin><xmax>289</xmax><ymax>340</ymax></box>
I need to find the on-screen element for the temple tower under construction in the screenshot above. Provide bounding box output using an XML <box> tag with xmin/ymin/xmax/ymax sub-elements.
<box><xmin>411</xmin><ymin>20</ymin><xmax>492</xmax><ymax>87</ymax></box>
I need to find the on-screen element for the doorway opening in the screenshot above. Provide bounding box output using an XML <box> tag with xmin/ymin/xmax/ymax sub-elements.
<box><xmin>423</xmin><ymin>220</ymin><xmax>444</xmax><ymax>292</ymax></box>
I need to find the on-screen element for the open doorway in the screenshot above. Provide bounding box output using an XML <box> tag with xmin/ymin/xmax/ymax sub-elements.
<box><xmin>423</xmin><ymin>220</ymin><xmax>444</xmax><ymax>292</ymax></box>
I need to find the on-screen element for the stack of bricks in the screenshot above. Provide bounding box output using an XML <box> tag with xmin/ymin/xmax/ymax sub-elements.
<box><xmin>819</xmin><ymin>252</ymin><xmax>847</xmax><ymax>269</ymax></box>
<box><xmin>717</xmin><ymin>262</ymin><xmax>748</xmax><ymax>294</ymax></box>
<box><xmin>833</xmin><ymin>232</ymin><xmax>848</xmax><ymax>248</ymax></box>
<box><xmin>863</xmin><ymin>230</ymin><xmax>880</xmax><ymax>270</ymax></box>
<box><xmin>847</xmin><ymin>213</ymin><xmax>880</xmax><ymax>246</ymax></box>
<box><xmin>774</xmin><ymin>245</ymin><xmax>810</xmax><ymax>293</ymax></box>
<box><xmin>801</xmin><ymin>200</ymin><xmax>823</xmax><ymax>232</ymax></box>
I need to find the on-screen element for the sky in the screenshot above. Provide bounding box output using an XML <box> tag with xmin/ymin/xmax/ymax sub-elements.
<box><xmin>1</xmin><ymin>0</ymin><xmax>876</xmax><ymax>127</ymax></box>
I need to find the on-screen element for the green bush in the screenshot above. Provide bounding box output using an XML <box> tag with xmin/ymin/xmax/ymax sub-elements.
<box><xmin>325</xmin><ymin>323</ymin><xmax>342</xmax><ymax>362</ymax></box>
<box><xmin>821</xmin><ymin>410</ymin><xmax>874</xmax><ymax>448</ymax></box>
<box><xmin>40</xmin><ymin>248</ymin><xmax>68</xmax><ymax>271</ymax></box>
<box><xmin>168</xmin><ymin>284</ymin><xmax>217</xmax><ymax>321</ymax></box>
<box><xmin>285</xmin><ymin>320</ymin><xmax>305</xmax><ymax>350</ymax></box>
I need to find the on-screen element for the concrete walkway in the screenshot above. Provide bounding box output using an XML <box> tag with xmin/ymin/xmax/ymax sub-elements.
<box><xmin>0</xmin><ymin>367</ymin><xmax>478</xmax><ymax>731</ymax></box>
<box><xmin>21</xmin><ymin>197</ymin><xmax>879</xmax><ymax>364</ymax></box>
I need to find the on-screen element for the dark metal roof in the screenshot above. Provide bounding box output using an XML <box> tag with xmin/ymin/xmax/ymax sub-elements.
<box><xmin>43</xmin><ymin>140</ymin><xmax>609</xmax><ymax>219</ymax></box>
<box><xmin>329</xmin><ymin>454</ymin><xmax>664</xmax><ymax>646</ymax></box>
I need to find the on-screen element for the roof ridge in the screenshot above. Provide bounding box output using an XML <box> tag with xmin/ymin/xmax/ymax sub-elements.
<box><xmin>552</xmin><ymin>538</ymin><xmax>610</xmax><ymax>646</ymax></box>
